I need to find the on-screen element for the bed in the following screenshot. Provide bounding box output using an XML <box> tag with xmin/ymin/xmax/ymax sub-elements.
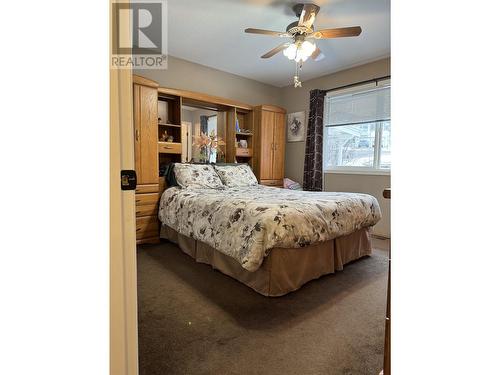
<box><xmin>158</xmin><ymin>163</ymin><xmax>381</xmax><ymax>296</ymax></box>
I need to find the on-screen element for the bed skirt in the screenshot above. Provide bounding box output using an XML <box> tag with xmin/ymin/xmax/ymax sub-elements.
<box><xmin>160</xmin><ymin>225</ymin><xmax>372</xmax><ymax>297</ymax></box>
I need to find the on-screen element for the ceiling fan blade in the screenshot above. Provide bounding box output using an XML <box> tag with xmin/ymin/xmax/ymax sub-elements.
<box><xmin>297</xmin><ymin>4</ymin><xmax>320</xmax><ymax>29</ymax></box>
<box><xmin>311</xmin><ymin>47</ymin><xmax>325</xmax><ymax>62</ymax></box>
<box><xmin>313</xmin><ymin>26</ymin><xmax>362</xmax><ymax>39</ymax></box>
<box><xmin>245</xmin><ymin>28</ymin><xmax>289</xmax><ymax>37</ymax></box>
<box><xmin>261</xmin><ymin>43</ymin><xmax>289</xmax><ymax>59</ymax></box>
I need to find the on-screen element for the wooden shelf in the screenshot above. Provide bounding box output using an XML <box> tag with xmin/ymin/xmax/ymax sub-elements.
<box><xmin>158</xmin><ymin>123</ymin><xmax>181</xmax><ymax>128</ymax></box>
<box><xmin>158</xmin><ymin>87</ymin><xmax>252</xmax><ymax>111</ymax></box>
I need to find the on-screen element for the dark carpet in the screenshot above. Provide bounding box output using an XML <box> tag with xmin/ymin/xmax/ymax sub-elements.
<box><xmin>137</xmin><ymin>238</ymin><xmax>389</xmax><ymax>375</ymax></box>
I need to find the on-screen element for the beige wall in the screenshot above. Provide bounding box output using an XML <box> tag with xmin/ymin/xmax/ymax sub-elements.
<box><xmin>135</xmin><ymin>56</ymin><xmax>282</xmax><ymax>106</ymax></box>
<box><xmin>280</xmin><ymin>58</ymin><xmax>391</xmax><ymax>237</ymax></box>
<box><xmin>137</xmin><ymin>57</ymin><xmax>391</xmax><ymax>237</ymax></box>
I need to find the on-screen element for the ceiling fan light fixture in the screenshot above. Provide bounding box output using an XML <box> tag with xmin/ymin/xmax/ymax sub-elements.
<box><xmin>283</xmin><ymin>41</ymin><xmax>316</xmax><ymax>62</ymax></box>
<box><xmin>283</xmin><ymin>43</ymin><xmax>297</xmax><ymax>60</ymax></box>
<box><xmin>245</xmin><ymin>3</ymin><xmax>362</xmax><ymax>87</ymax></box>
<box><xmin>299</xmin><ymin>40</ymin><xmax>316</xmax><ymax>59</ymax></box>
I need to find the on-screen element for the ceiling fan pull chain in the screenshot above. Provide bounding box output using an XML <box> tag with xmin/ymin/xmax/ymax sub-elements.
<box><xmin>294</xmin><ymin>61</ymin><xmax>302</xmax><ymax>88</ymax></box>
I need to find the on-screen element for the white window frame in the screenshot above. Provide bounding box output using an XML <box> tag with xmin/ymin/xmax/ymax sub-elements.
<box><xmin>323</xmin><ymin>79</ymin><xmax>390</xmax><ymax>176</ymax></box>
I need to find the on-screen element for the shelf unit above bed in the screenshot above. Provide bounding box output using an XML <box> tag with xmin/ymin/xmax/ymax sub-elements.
<box><xmin>157</xmin><ymin>93</ymin><xmax>183</xmax><ymax>177</ymax></box>
<box><xmin>226</xmin><ymin>108</ymin><xmax>254</xmax><ymax>166</ymax></box>
<box><xmin>132</xmin><ymin>74</ymin><xmax>285</xmax><ymax>244</ymax></box>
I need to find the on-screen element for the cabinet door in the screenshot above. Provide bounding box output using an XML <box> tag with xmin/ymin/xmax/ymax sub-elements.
<box><xmin>260</xmin><ymin>110</ymin><xmax>275</xmax><ymax>180</ymax></box>
<box><xmin>272</xmin><ymin>112</ymin><xmax>285</xmax><ymax>180</ymax></box>
<box><xmin>134</xmin><ymin>84</ymin><xmax>159</xmax><ymax>185</ymax></box>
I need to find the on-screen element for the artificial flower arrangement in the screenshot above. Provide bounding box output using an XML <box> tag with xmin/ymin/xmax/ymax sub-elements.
<box><xmin>193</xmin><ymin>130</ymin><xmax>226</xmax><ymax>162</ymax></box>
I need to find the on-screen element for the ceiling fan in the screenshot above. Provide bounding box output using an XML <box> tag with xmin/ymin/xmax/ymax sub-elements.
<box><xmin>245</xmin><ymin>3</ymin><xmax>362</xmax><ymax>87</ymax></box>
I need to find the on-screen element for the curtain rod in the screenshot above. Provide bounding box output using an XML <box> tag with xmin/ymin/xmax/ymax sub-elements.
<box><xmin>325</xmin><ymin>75</ymin><xmax>391</xmax><ymax>93</ymax></box>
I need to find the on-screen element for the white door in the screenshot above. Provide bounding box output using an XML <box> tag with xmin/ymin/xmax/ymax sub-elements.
<box><xmin>181</xmin><ymin>121</ymin><xmax>192</xmax><ymax>162</ymax></box>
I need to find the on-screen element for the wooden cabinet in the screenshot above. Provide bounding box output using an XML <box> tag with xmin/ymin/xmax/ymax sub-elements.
<box><xmin>133</xmin><ymin>76</ymin><xmax>160</xmax><ymax>244</ymax></box>
<box><xmin>272</xmin><ymin>112</ymin><xmax>285</xmax><ymax>181</ymax></box>
<box><xmin>136</xmin><ymin>216</ymin><xmax>160</xmax><ymax>241</ymax></box>
<box><xmin>134</xmin><ymin>83</ymin><xmax>159</xmax><ymax>185</ymax></box>
<box><xmin>254</xmin><ymin>105</ymin><xmax>286</xmax><ymax>187</ymax></box>
<box><xmin>259</xmin><ymin>110</ymin><xmax>275</xmax><ymax>180</ymax></box>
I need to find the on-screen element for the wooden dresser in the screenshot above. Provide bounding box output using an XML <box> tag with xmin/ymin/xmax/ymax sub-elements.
<box><xmin>253</xmin><ymin>105</ymin><xmax>286</xmax><ymax>188</ymax></box>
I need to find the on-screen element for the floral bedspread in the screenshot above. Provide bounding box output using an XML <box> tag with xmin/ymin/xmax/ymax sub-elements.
<box><xmin>158</xmin><ymin>185</ymin><xmax>381</xmax><ymax>272</ymax></box>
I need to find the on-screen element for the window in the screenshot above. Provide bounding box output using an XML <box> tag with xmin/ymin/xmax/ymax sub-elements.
<box><xmin>323</xmin><ymin>79</ymin><xmax>390</xmax><ymax>174</ymax></box>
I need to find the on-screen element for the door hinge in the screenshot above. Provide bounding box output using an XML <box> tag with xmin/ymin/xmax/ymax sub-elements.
<box><xmin>121</xmin><ymin>170</ymin><xmax>137</xmax><ymax>190</ymax></box>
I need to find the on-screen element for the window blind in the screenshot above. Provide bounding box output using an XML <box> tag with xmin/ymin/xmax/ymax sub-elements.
<box><xmin>324</xmin><ymin>83</ymin><xmax>391</xmax><ymax>127</ymax></box>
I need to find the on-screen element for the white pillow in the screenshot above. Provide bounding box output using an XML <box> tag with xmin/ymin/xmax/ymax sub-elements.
<box><xmin>214</xmin><ymin>164</ymin><xmax>258</xmax><ymax>187</ymax></box>
<box><xmin>173</xmin><ymin>163</ymin><xmax>224</xmax><ymax>189</ymax></box>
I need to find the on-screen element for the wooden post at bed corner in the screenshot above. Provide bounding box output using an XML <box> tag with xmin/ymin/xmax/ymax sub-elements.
<box><xmin>381</xmin><ymin>188</ymin><xmax>391</xmax><ymax>375</ymax></box>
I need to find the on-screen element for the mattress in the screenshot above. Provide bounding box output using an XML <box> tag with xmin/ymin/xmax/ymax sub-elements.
<box><xmin>159</xmin><ymin>185</ymin><xmax>381</xmax><ymax>272</ymax></box>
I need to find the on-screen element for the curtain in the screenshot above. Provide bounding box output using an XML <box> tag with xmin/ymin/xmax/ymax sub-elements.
<box><xmin>303</xmin><ymin>89</ymin><xmax>326</xmax><ymax>191</ymax></box>
<box><xmin>200</xmin><ymin>115</ymin><xmax>208</xmax><ymax>134</ymax></box>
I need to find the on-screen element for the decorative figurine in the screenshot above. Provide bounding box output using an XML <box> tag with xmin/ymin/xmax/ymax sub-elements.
<box><xmin>160</xmin><ymin>130</ymin><xmax>168</xmax><ymax>141</ymax></box>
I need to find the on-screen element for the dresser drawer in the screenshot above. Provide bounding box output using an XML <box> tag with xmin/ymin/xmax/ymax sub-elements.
<box><xmin>137</xmin><ymin>237</ymin><xmax>160</xmax><ymax>244</ymax></box>
<box><xmin>260</xmin><ymin>179</ymin><xmax>283</xmax><ymax>187</ymax></box>
<box><xmin>136</xmin><ymin>203</ymin><xmax>158</xmax><ymax>218</ymax></box>
<box><xmin>135</xmin><ymin>193</ymin><xmax>159</xmax><ymax>206</ymax></box>
<box><xmin>136</xmin><ymin>215</ymin><xmax>159</xmax><ymax>239</ymax></box>
<box><xmin>158</xmin><ymin>142</ymin><xmax>181</xmax><ymax>154</ymax></box>
<box><xmin>136</xmin><ymin>183</ymin><xmax>159</xmax><ymax>194</ymax></box>
<box><xmin>236</xmin><ymin>148</ymin><xmax>252</xmax><ymax>157</ymax></box>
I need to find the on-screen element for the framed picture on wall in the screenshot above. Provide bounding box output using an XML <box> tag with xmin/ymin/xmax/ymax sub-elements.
<box><xmin>287</xmin><ymin>111</ymin><xmax>306</xmax><ymax>142</ymax></box>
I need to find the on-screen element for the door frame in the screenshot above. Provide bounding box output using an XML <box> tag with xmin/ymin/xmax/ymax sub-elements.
<box><xmin>110</xmin><ymin>0</ymin><xmax>139</xmax><ymax>373</ymax></box>
<box><xmin>181</xmin><ymin>121</ymin><xmax>193</xmax><ymax>162</ymax></box>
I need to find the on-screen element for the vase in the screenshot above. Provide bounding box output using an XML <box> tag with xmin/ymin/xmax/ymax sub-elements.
<box><xmin>199</xmin><ymin>146</ymin><xmax>211</xmax><ymax>163</ymax></box>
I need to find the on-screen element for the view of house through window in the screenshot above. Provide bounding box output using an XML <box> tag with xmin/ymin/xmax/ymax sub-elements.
<box><xmin>324</xmin><ymin>120</ymin><xmax>391</xmax><ymax>169</ymax></box>
<box><xmin>324</xmin><ymin>80</ymin><xmax>391</xmax><ymax>173</ymax></box>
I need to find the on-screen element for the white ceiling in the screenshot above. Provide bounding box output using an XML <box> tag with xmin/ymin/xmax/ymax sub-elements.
<box><xmin>167</xmin><ymin>0</ymin><xmax>390</xmax><ymax>87</ymax></box>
